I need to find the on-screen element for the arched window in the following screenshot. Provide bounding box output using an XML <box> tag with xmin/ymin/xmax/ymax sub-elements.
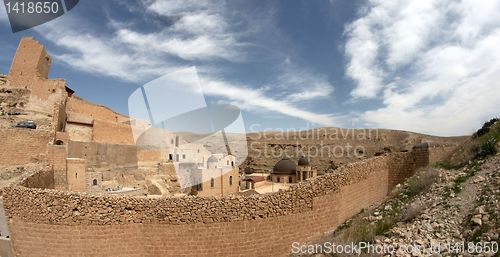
<box><xmin>92</xmin><ymin>179</ymin><xmax>98</xmax><ymax>186</ymax></box>
<box><xmin>229</xmin><ymin>176</ymin><xmax>233</xmax><ymax>186</ymax></box>
<box><xmin>210</xmin><ymin>178</ymin><xmax>214</xmax><ymax>188</ymax></box>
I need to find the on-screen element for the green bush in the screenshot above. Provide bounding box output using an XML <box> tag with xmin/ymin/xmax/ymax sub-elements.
<box><xmin>475</xmin><ymin>118</ymin><xmax>499</xmax><ymax>137</ymax></box>
<box><xmin>475</xmin><ymin>138</ymin><xmax>498</xmax><ymax>159</ymax></box>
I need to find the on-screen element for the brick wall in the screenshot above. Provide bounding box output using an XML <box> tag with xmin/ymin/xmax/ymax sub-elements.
<box><xmin>0</xmin><ymin>128</ymin><xmax>50</xmax><ymax>166</ymax></box>
<box><xmin>3</xmin><ymin>148</ymin><xmax>428</xmax><ymax>257</ymax></box>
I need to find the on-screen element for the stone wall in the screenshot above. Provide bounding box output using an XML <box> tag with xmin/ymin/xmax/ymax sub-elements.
<box><xmin>67</xmin><ymin>141</ymin><xmax>138</xmax><ymax>170</ymax></box>
<box><xmin>6</xmin><ymin>37</ymin><xmax>68</xmax><ymax>115</ymax></box>
<box><xmin>0</xmin><ymin>128</ymin><xmax>50</xmax><ymax>166</ymax></box>
<box><xmin>66</xmin><ymin>96</ymin><xmax>128</xmax><ymax>123</ymax></box>
<box><xmin>428</xmin><ymin>145</ymin><xmax>457</xmax><ymax>164</ymax></box>
<box><xmin>3</xmin><ymin>148</ymin><xmax>427</xmax><ymax>257</ymax></box>
<box><xmin>92</xmin><ymin>120</ymin><xmax>134</xmax><ymax>145</ymax></box>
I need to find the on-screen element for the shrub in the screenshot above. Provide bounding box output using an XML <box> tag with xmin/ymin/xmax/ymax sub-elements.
<box><xmin>475</xmin><ymin>118</ymin><xmax>499</xmax><ymax>137</ymax></box>
<box><xmin>475</xmin><ymin>138</ymin><xmax>498</xmax><ymax>159</ymax></box>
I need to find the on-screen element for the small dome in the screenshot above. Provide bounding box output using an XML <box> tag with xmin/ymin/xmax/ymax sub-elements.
<box><xmin>207</xmin><ymin>155</ymin><xmax>218</xmax><ymax>163</ymax></box>
<box><xmin>298</xmin><ymin>156</ymin><xmax>310</xmax><ymax>166</ymax></box>
<box><xmin>272</xmin><ymin>158</ymin><xmax>297</xmax><ymax>175</ymax></box>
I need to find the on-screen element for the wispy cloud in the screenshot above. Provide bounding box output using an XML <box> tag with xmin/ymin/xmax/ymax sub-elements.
<box><xmin>200</xmin><ymin>79</ymin><xmax>336</xmax><ymax>126</ymax></box>
<box><xmin>345</xmin><ymin>0</ymin><xmax>500</xmax><ymax>136</ymax></box>
<box><xmin>28</xmin><ymin>0</ymin><xmax>335</xmax><ymax>126</ymax></box>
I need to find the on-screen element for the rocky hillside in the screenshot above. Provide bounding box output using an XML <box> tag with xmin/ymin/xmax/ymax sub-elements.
<box><xmin>293</xmin><ymin>119</ymin><xmax>499</xmax><ymax>257</ymax></box>
<box><xmin>183</xmin><ymin>127</ymin><xmax>465</xmax><ymax>174</ymax></box>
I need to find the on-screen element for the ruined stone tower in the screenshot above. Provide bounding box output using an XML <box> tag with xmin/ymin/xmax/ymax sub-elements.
<box><xmin>8</xmin><ymin>37</ymin><xmax>51</xmax><ymax>85</ymax></box>
<box><xmin>6</xmin><ymin>37</ymin><xmax>67</xmax><ymax>114</ymax></box>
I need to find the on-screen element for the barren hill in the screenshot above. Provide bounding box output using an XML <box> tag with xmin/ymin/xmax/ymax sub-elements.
<box><xmin>180</xmin><ymin>127</ymin><xmax>466</xmax><ymax>174</ymax></box>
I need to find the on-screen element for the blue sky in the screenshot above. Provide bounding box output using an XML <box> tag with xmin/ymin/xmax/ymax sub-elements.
<box><xmin>1</xmin><ymin>0</ymin><xmax>499</xmax><ymax>136</ymax></box>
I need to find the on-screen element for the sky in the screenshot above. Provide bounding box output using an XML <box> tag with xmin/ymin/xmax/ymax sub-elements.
<box><xmin>0</xmin><ymin>0</ymin><xmax>499</xmax><ymax>136</ymax></box>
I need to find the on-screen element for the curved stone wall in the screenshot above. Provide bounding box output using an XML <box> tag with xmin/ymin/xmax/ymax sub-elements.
<box><xmin>3</xmin><ymin>151</ymin><xmax>424</xmax><ymax>257</ymax></box>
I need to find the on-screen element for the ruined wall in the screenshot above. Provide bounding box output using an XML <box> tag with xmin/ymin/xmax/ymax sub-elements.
<box><xmin>19</xmin><ymin>169</ymin><xmax>53</xmax><ymax>189</ymax></box>
<box><xmin>428</xmin><ymin>145</ymin><xmax>457</xmax><ymax>164</ymax></box>
<box><xmin>6</xmin><ymin>37</ymin><xmax>67</xmax><ymax>115</ymax></box>
<box><xmin>92</xmin><ymin>120</ymin><xmax>134</xmax><ymax>145</ymax></box>
<box><xmin>0</xmin><ymin>128</ymin><xmax>50</xmax><ymax>166</ymax></box>
<box><xmin>3</xmin><ymin>148</ymin><xmax>428</xmax><ymax>257</ymax></box>
<box><xmin>7</xmin><ymin>37</ymin><xmax>50</xmax><ymax>82</ymax></box>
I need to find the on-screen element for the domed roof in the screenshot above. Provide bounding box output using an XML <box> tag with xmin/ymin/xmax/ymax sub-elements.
<box><xmin>207</xmin><ymin>155</ymin><xmax>218</xmax><ymax>163</ymax></box>
<box><xmin>298</xmin><ymin>156</ymin><xmax>310</xmax><ymax>166</ymax></box>
<box><xmin>272</xmin><ymin>158</ymin><xmax>297</xmax><ymax>175</ymax></box>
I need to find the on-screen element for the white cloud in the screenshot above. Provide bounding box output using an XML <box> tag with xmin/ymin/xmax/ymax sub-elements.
<box><xmin>25</xmin><ymin>0</ymin><xmax>336</xmax><ymax>127</ymax></box>
<box><xmin>200</xmin><ymin>79</ymin><xmax>336</xmax><ymax>126</ymax></box>
<box><xmin>116</xmin><ymin>29</ymin><xmax>238</xmax><ymax>61</ymax></box>
<box><xmin>346</xmin><ymin>0</ymin><xmax>500</xmax><ymax>136</ymax></box>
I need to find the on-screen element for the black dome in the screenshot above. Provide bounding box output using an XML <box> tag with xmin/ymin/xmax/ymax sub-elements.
<box><xmin>298</xmin><ymin>156</ymin><xmax>310</xmax><ymax>166</ymax></box>
<box><xmin>272</xmin><ymin>158</ymin><xmax>297</xmax><ymax>175</ymax></box>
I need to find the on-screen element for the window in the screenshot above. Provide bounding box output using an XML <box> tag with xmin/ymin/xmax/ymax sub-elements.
<box><xmin>169</xmin><ymin>154</ymin><xmax>173</xmax><ymax>160</ymax></box>
<box><xmin>210</xmin><ymin>178</ymin><xmax>214</xmax><ymax>188</ymax></box>
<box><xmin>182</xmin><ymin>154</ymin><xmax>186</xmax><ymax>159</ymax></box>
<box><xmin>229</xmin><ymin>176</ymin><xmax>233</xmax><ymax>186</ymax></box>
<box><xmin>288</xmin><ymin>177</ymin><xmax>292</xmax><ymax>183</ymax></box>
<box><xmin>227</xmin><ymin>160</ymin><xmax>230</xmax><ymax>166</ymax></box>
<box><xmin>231</xmin><ymin>161</ymin><xmax>234</xmax><ymax>166</ymax></box>
<box><xmin>92</xmin><ymin>179</ymin><xmax>98</xmax><ymax>186</ymax></box>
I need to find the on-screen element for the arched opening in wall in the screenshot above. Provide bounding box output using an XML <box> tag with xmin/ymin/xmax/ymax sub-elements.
<box><xmin>288</xmin><ymin>177</ymin><xmax>292</xmax><ymax>183</ymax></box>
<box><xmin>210</xmin><ymin>178</ymin><xmax>214</xmax><ymax>188</ymax></box>
<box><xmin>169</xmin><ymin>154</ymin><xmax>173</xmax><ymax>161</ymax></box>
<box><xmin>92</xmin><ymin>179</ymin><xmax>97</xmax><ymax>186</ymax></box>
<box><xmin>231</xmin><ymin>161</ymin><xmax>234</xmax><ymax>166</ymax></box>
<box><xmin>229</xmin><ymin>176</ymin><xmax>233</xmax><ymax>186</ymax></box>
<box><xmin>55</xmin><ymin>140</ymin><xmax>64</xmax><ymax>145</ymax></box>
